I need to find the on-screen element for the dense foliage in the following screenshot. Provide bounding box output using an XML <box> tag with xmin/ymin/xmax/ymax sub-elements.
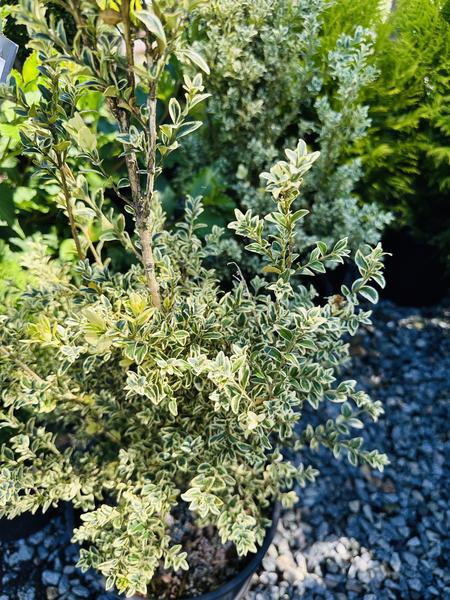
<box><xmin>0</xmin><ymin>1</ymin><xmax>389</xmax><ymax>598</ymax></box>
<box><xmin>1</xmin><ymin>0</ymin><xmax>394</xmax><ymax>275</ymax></box>
<box><xmin>0</xmin><ymin>189</ymin><xmax>388</xmax><ymax>596</ymax></box>
<box><xmin>181</xmin><ymin>0</ymin><xmax>391</xmax><ymax>257</ymax></box>
<box><xmin>0</xmin><ymin>2</ymin><xmax>80</xmax><ymax>260</ymax></box>
<box><xmin>2</xmin><ymin>0</ymin><xmax>449</xmax><ymax>282</ymax></box>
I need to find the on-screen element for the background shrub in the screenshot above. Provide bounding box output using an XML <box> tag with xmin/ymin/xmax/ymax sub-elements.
<box><xmin>179</xmin><ymin>0</ymin><xmax>391</xmax><ymax>260</ymax></box>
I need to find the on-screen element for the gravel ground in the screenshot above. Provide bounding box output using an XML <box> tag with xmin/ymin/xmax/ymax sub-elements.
<box><xmin>0</xmin><ymin>301</ymin><xmax>448</xmax><ymax>600</ymax></box>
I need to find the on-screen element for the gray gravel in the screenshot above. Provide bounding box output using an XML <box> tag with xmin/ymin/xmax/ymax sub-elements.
<box><xmin>247</xmin><ymin>301</ymin><xmax>450</xmax><ymax>600</ymax></box>
<box><xmin>0</xmin><ymin>301</ymin><xmax>448</xmax><ymax>599</ymax></box>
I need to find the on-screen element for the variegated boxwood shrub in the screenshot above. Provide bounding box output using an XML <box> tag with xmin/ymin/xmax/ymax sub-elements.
<box><xmin>0</xmin><ymin>1</ymin><xmax>388</xmax><ymax>597</ymax></box>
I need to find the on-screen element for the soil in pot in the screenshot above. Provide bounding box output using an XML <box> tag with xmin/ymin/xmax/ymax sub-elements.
<box><xmin>149</xmin><ymin>504</ymin><xmax>250</xmax><ymax>599</ymax></box>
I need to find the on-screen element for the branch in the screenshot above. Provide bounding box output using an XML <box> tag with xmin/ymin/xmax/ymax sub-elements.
<box><xmin>0</xmin><ymin>346</ymin><xmax>46</xmax><ymax>384</ymax></box>
<box><xmin>57</xmin><ymin>157</ymin><xmax>85</xmax><ymax>262</ymax></box>
<box><xmin>107</xmin><ymin>67</ymin><xmax>161</xmax><ymax>306</ymax></box>
<box><xmin>115</xmin><ymin>105</ymin><xmax>142</xmax><ymax>204</ymax></box>
<box><xmin>66</xmin><ymin>0</ymin><xmax>91</xmax><ymax>48</ymax></box>
<box><xmin>145</xmin><ymin>79</ymin><xmax>157</xmax><ymax>202</ymax></box>
<box><xmin>121</xmin><ymin>0</ymin><xmax>136</xmax><ymax>91</ymax></box>
<box><xmin>138</xmin><ymin>75</ymin><xmax>161</xmax><ymax>308</ymax></box>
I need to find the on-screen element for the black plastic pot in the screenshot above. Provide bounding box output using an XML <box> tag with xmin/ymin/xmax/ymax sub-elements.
<box><xmin>381</xmin><ymin>227</ymin><xmax>448</xmax><ymax>306</ymax></box>
<box><xmin>128</xmin><ymin>503</ymin><xmax>281</xmax><ymax>600</ymax></box>
<box><xmin>181</xmin><ymin>504</ymin><xmax>280</xmax><ymax>600</ymax></box>
<box><xmin>0</xmin><ymin>507</ymin><xmax>59</xmax><ymax>543</ymax></box>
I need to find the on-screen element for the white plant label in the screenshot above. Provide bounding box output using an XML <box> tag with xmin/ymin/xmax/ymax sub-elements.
<box><xmin>0</xmin><ymin>34</ymin><xmax>19</xmax><ymax>83</ymax></box>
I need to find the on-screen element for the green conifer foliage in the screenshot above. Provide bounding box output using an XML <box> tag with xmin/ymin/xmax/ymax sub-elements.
<box><xmin>356</xmin><ymin>0</ymin><xmax>450</xmax><ymax>267</ymax></box>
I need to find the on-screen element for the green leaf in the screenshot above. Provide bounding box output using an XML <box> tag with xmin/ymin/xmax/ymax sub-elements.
<box><xmin>348</xmin><ymin>450</ymin><xmax>358</xmax><ymax>467</ymax></box>
<box><xmin>116</xmin><ymin>213</ymin><xmax>126</xmax><ymax>233</ymax></box>
<box><xmin>277</xmin><ymin>327</ymin><xmax>293</xmax><ymax>342</ymax></box>
<box><xmin>359</xmin><ymin>285</ymin><xmax>379</xmax><ymax>304</ymax></box>
<box><xmin>136</xmin><ymin>10</ymin><xmax>166</xmax><ymax>48</ymax></box>
<box><xmin>0</xmin><ymin>183</ymin><xmax>15</xmax><ymax>226</ymax></box>
<box><xmin>355</xmin><ymin>249</ymin><xmax>369</xmax><ymax>271</ymax></box>
<box><xmin>348</xmin><ymin>418</ymin><xmax>364</xmax><ymax>429</ymax></box>
<box><xmin>168</xmin><ymin>98</ymin><xmax>181</xmax><ymax>124</ymax></box>
<box><xmin>54</xmin><ymin>140</ymin><xmax>71</xmax><ymax>154</ymax></box>
<box><xmin>59</xmin><ymin>238</ymin><xmax>78</xmax><ymax>262</ymax></box>
<box><xmin>291</xmin><ymin>209</ymin><xmax>309</xmax><ymax>224</ymax></box>
<box><xmin>78</xmin><ymin>125</ymin><xmax>97</xmax><ymax>154</ymax></box>
<box><xmin>262</xmin><ymin>265</ymin><xmax>281</xmax><ymax>274</ymax></box>
<box><xmin>297</xmin><ymin>337</ymin><xmax>317</xmax><ymax>351</ymax></box>
<box><xmin>168</xmin><ymin>399</ymin><xmax>178</xmax><ymax>417</ymax></box>
<box><xmin>317</xmin><ymin>241</ymin><xmax>327</xmax><ymax>255</ymax></box>
<box><xmin>371</xmin><ymin>271</ymin><xmax>386</xmax><ymax>289</ymax></box>
<box><xmin>133</xmin><ymin>344</ymin><xmax>148</xmax><ymax>365</ymax></box>
<box><xmin>230</xmin><ymin>394</ymin><xmax>240</xmax><ymax>414</ymax></box>
<box><xmin>0</xmin><ymin>123</ymin><xmax>22</xmax><ymax>142</ymax></box>
<box><xmin>333</xmin><ymin>238</ymin><xmax>348</xmax><ymax>253</ymax></box>
<box><xmin>22</xmin><ymin>51</ymin><xmax>40</xmax><ymax>86</ymax></box>
<box><xmin>173</xmin><ymin>330</ymin><xmax>189</xmax><ymax>345</ymax></box>
<box><xmin>99</xmin><ymin>229</ymin><xmax>118</xmax><ymax>242</ymax></box>
<box><xmin>182</xmin><ymin>48</ymin><xmax>210</xmax><ymax>75</ymax></box>
<box><xmin>176</xmin><ymin>121</ymin><xmax>203</xmax><ymax>138</ymax></box>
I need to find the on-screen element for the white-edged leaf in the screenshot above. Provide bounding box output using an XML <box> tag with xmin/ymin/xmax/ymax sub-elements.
<box><xmin>182</xmin><ymin>48</ymin><xmax>210</xmax><ymax>74</ymax></box>
<box><xmin>136</xmin><ymin>10</ymin><xmax>166</xmax><ymax>47</ymax></box>
<box><xmin>359</xmin><ymin>285</ymin><xmax>379</xmax><ymax>304</ymax></box>
<box><xmin>168</xmin><ymin>98</ymin><xmax>181</xmax><ymax>124</ymax></box>
<box><xmin>176</xmin><ymin>121</ymin><xmax>202</xmax><ymax>138</ymax></box>
<box><xmin>291</xmin><ymin>209</ymin><xmax>309</xmax><ymax>223</ymax></box>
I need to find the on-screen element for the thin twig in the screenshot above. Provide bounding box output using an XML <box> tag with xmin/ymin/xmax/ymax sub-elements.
<box><xmin>66</xmin><ymin>0</ymin><xmax>91</xmax><ymax>48</ymax></box>
<box><xmin>57</xmin><ymin>158</ymin><xmax>85</xmax><ymax>262</ymax></box>
<box><xmin>80</xmin><ymin>225</ymin><xmax>103</xmax><ymax>267</ymax></box>
<box><xmin>121</xmin><ymin>0</ymin><xmax>136</xmax><ymax>91</ymax></box>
